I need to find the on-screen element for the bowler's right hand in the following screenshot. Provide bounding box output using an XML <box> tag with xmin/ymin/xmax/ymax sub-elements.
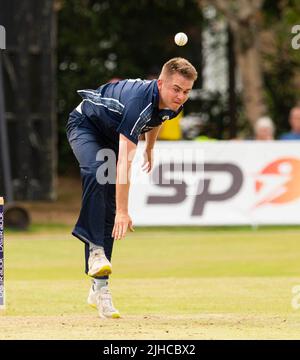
<box><xmin>112</xmin><ymin>212</ymin><xmax>135</xmax><ymax>240</ymax></box>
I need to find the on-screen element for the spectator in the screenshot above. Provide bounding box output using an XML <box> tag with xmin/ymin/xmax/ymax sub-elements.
<box><xmin>280</xmin><ymin>106</ymin><xmax>300</xmax><ymax>140</ymax></box>
<box><xmin>254</xmin><ymin>116</ymin><xmax>275</xmax><ymax>140</ymax></box>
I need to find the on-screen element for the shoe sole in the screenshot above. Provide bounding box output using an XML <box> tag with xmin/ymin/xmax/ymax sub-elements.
<box><xmin>88</xmin><ymin>303</ymin><xmax>121</xmax><ymax>319</ymax></box>
<box><xmin>111</xmin><ymin>312</ymin><xmax>121</xmax><ymax>319</ymax></box>
<box><xmin>99</xmin><ymin>311</ymin><xmax>121</xmax><ymax>319</ymax></box>
<box><xmin>88</xmin><ymin>265</ymin><xmax>112</xmax><ymax>278</ymax></box>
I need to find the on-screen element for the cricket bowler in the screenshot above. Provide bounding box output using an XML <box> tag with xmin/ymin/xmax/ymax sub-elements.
<box><xmin>66</xmin><ymin>57</ymin><xmax>197</xmax><ymax>319</ymax></box>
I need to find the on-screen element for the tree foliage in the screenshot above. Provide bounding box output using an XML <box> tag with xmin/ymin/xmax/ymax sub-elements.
<box><xmin>261</xmin><ymin>0</ymin><xmax>300</xmax><ymax>137</ymax></box>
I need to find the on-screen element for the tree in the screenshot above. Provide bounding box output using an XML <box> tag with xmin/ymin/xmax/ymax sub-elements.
<box><xmin>261</xmin><ymin>0</ymin><xmax>300</xmax><ymax>135</ymax></box>
<box><xmin>201</xmin><ymin>0</ymin><xmax>267</xmax><ymax>127</ymax></box>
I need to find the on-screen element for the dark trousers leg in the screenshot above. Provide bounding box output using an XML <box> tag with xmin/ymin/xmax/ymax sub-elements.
<box><xmin>84</xmin><ymin>182</ymin><xmax>116</xmax><ymax>279</ymax></box>
<box><xmin>67</xmin><ymin>115</ymin><xmax>116</xmax><ymax>278</ymax></box>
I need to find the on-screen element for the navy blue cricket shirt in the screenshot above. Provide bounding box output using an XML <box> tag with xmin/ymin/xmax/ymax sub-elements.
<box><xmin>75</xmin><ymin>79</ymin><xmax>182</xmax><ymax>145</ymax></box>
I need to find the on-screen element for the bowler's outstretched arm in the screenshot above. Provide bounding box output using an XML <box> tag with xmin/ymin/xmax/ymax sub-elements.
<box><xmin>112</xmin><ymin>134</ymin><xmax>137</xmax><ymax>240</ymax></box>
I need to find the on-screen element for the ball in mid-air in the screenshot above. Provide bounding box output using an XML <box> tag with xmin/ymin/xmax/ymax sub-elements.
<box><xmin>174</xmin><ymin>32</ymin><xmax>188</xmax><ymax>46</ymax></box>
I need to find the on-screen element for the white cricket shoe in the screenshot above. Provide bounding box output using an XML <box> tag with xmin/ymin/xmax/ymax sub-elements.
<box><xmin>87</xmin><ymin>248</ymin><xmax>112</xmax><ymax>277</ymax></box>
<box><xmin>87</xmin><ymin>285</ymin><xmax>120</xmax><ymax>319</ymax></box>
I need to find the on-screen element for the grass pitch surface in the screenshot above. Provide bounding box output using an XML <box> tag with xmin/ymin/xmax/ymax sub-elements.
<box><xmin>1</xmin><ymin>225</ymin><xmax>300</xmax><ymax>339</ymax></box>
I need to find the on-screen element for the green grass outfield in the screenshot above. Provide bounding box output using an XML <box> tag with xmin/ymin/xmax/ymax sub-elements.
<box><xmin>1</xmin><ymin>225</ymin><xmax>300</xmax><ymax>339</ymax></box>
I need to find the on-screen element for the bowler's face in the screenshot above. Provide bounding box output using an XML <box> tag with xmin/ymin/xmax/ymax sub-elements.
<box><xmin>157</xmin><ymin>73</ymin><xmax>194</xmax><ymax>111</ymax></box>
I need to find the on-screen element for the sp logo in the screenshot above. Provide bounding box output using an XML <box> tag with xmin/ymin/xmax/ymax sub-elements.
<box><xmin>147</xmin><ymin>162</ymin><xmax>243</xmax><ymax>216</ymax></box>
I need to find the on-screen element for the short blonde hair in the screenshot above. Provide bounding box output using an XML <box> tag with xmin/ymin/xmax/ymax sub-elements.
<box><xmin>160</xmin><ymin>57</ymin><xmax>198</xmax><ymax>81</ymax></box>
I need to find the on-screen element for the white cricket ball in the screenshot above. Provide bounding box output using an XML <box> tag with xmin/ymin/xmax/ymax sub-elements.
<box><xmin>174</xmin><ymin>32</ymin><xmax>188</xmax><ymax>46</ymax></box>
